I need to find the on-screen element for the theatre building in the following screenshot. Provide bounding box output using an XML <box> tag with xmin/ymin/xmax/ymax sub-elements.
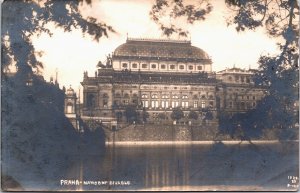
<box><xmin>70</xmin><ymin>38</ymin><xmax>266</xmax><ymax>128</ymax></box>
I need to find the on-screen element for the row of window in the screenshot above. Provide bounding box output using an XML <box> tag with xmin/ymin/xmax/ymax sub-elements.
<box><xmin>122</xmin><ymin>63</ymin><xmax>203</xmax><ymax>71</ymax></box>
<box><xmin>142</xmin><ymin>94</ymin><xmax>214</xmax><ymax>99</ymax></box>
<box><xmin>227</xmin><ymin>75</ymin><xmax>251</xmax><ymax>83</ymax></box>
<box><xmin>227</xmin><ymin>95</ymin><xmax>257</xmax><ymax>100</ymax></box>
<box><xmin>142</xmin><ymin>100</ymin><xmax>213</xmax><ymax>108</ymax></box>
<box><xmin>228</xmin><ymin>101</ymin><xmax>256</xmax><ymax>109</ymax></box>
<box><xmin>109</xmin><ymin>93</ymin><xmax>215</xmax><ymax>99</ymax></box>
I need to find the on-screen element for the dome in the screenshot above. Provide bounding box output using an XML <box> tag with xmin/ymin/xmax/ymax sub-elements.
<box><xmin>66</xmin><ymin>86</ymin><xmax>75</xmax><ymax>96</ymax></box>
<box><xmin>113</xmin><ymin>38</ymin><xmax>211</xmax><ymax>63</ymax></box>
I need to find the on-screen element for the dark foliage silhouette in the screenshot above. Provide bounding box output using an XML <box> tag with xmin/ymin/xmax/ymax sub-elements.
<box><xmin>150</xmin><ymin>0</ymin><xmax>299</xmax><ymax>140</ymax></box>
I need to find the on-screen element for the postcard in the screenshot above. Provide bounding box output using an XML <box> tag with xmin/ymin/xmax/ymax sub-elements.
<box><xmin>1</xmin><ymin>0</ymin><xmax>299</xmax><ymax>191</ymax></box>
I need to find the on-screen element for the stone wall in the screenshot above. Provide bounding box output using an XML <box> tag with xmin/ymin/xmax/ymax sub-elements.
<box><xmin>104</xmin><ymin>122</ymin><xmax>224</xmax><ymax>142</ymax></box>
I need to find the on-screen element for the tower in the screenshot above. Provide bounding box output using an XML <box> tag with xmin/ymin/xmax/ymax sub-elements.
<box><xmin>64</xmin><ymin>86</ymin><xmax>79</xmax><ymax>131</ymax></box>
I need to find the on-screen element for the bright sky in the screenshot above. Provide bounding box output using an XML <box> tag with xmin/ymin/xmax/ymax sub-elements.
<box><xmin>32</xmin><ymin>0</ymin><xmax>279</xmax><ymax>93</ymax></box>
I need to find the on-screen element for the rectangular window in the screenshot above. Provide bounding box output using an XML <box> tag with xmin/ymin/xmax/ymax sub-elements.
<box><xmin>182</xmin><ymin>101</ymin><xmax>188</xmax><ymax>108</ymax></box>
<box><xmin>188</xmin><ymin>65</ymin><xmax>193</xmax><ymax>70</ymax></box>
<box><xmin>142</xmin><ymin>64</ymin><xmax>148</xmax><ymax>68</ymax></box>
<box><xmin>122</xmin><ymin>63</ymin><xmax>128</xmax><ymax>68</ymax></box>
<box><xmin>142</xmin><ymin>100</ymin><xmax>149</xmax><ymax>108</ymax></box>
<box><xmin>194</xmin><ymin>101</ymin><xmax>198</xmax><ymax>108</ymax></box>
<box><xmin>201</xmin><ymin>101</ymin><xmax>206</xmax><ymax>108</ymax></box>
<box><xmin>162</xmin><ymin>101</ymin><xmax>169</xmax><ymax>108</ymax></box>
<box><xmin>172</xmin><ymin>101</ymin><xmax>179</xmax><ymax>108</ymax></box>
<box><xmin>132</xmin><ymin>63</ymin><xmax>137</xmax><ymax>68</ymax></box>
<box><xmin>229</xmin><ymin>101</ymin><xmax>233</xmax><ymax>108</ymax></box>
<box><xmin>151</xmin><ymin>101</ymin><xmax>159</xmax><ymax>108</ymax></box>
<box><xmin>170</xmin><ymin>65</ymin><xmax>175</xmax><ymax>69</ymax></box>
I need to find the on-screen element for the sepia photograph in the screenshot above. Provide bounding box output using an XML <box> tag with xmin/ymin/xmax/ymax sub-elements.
<box><xmin>1</xmin><ymin>0</ymin><xmax>299</xmax><ymax>191</ymax></box>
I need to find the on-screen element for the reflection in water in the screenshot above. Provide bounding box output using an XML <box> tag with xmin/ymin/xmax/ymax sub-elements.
<box><xmin>61</xmin><ymin>142</ymin><xmax>298</xmax><ymax>191</ymax></box>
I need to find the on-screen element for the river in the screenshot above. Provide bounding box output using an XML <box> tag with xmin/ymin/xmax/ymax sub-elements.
<box><xmin>56</xmin><ymin>141</ymin><xmax>299</xmax><ymax>191</ymax></box>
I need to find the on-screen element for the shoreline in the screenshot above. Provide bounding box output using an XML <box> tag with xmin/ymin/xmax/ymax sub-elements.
<box><xmin>105</xmin><ymin>140</ymin><xmax>299</xmax><ymax>146</ymax></box>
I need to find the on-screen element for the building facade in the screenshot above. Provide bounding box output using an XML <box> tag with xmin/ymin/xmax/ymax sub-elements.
<box><xmin>69</xmin><ymin>38</ymin><xmax>266</xmax><ymax>129</ymax></box>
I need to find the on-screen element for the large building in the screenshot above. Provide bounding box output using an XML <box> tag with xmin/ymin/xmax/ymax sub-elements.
<box><xmin>66</xmin><ymin>38</ymin><xmax>266</xmax><ymax>129</ymax></box>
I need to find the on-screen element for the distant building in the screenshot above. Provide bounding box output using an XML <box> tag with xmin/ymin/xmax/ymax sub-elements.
<box><xmin>216</xmin><ymin>67</ymin><xmax>266</xmax><ymax>116</ymax></box>
<box><xmin>66</xmin><ymin>38</ymin><xmax>266</xmax><ymax>129</ymax></box>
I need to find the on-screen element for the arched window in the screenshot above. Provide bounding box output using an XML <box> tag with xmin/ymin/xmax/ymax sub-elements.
<box><xmin>87</xmin><ymin>93</ymin><xmax>95</xmax><ymax>109</ymax></box>
<box><xmin>182</xmin><ymin>95</ymin><xmax>188</xmax><ymax>99</ymax></box>
<box><xmin>246</xmin><ymin>77</ymin><xmax>250</xmax><ymax>83</ymax></box>
<box><xmin>172</xmin><ymin>95</ymin><xmax>179</xmax><ymax>99</ymax></box>
<box><xmin>142</xmin><ymin>94</ymin><xmax>148</xmax><ymax>98</ymax></box>
<box><xmin>162</xmin><ymin>95</ymin><xmax>169</xmax><ymax>99</ymax></box>
<box><xmin>151</xmin><ymin>94</ymin><xmax>158</xmax><ymax>99</ymax></box>
<box><xmin>241</xmin><ymin>76</ymin><xmax>245</xmax><ymax>82</ymax></box>
<box><xmin>103</xmin><ymin>99</ymin><xmax>108</xmax><ymax>107</ymax></box>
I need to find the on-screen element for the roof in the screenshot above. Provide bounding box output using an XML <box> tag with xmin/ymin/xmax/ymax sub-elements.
<box><xmin>112</xmin><ymin>38</ymin><xmax>211</xmax><ymax>63</ymax></box>
<box><xmin>217</xmin><ymin>67</ymin><xmax>256</xmax><ymax>75</ymax></box>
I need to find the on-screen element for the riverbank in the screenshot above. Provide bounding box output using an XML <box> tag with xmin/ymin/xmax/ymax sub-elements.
<box><xmin>105</xmin><ymin>140</ymin><xmax>299</xmax><ymax>146</ymax></box>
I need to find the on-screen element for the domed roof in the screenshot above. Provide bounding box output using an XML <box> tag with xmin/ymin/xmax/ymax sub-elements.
<box><xmin>66</xmin><ymin>86</ymin><xmax>75</xmax><ymax>96</ymax></box>
<box><xmin>113</xmin><ymin>38</ymin><xmax>211</xmax><ymax>63</ymax></box>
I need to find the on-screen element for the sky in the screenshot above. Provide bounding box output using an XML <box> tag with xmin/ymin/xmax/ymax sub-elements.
<box><xmin>32</xmin><ymin>0</ymin><xmax>280</xmax><ymax>94</ymax></box>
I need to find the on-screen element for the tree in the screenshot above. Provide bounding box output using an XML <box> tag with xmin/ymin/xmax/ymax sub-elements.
<box><xmin>171</xmin><ymin>107</ymin><xmax>184</xmax><ymax>121</ymax></box>
<box><xmin>1</xmin><ymin>1</ymin><xmax>114</xmax><ymax>188</ymax></box>
<box><xmin>142</xmin><ymin>108</ymin><xmax>150</xmax><ymax>123</ymax></box>
<box><xmin>151</xmin><ymin>0</ymin><xmax>299</xmax><ymax>138</ymax></box>
<box><xmin>150</xmin><ymin>0</ymin><xmax>212</xmax><ymax>37</ymax></box>
<box><xmin>158</xmin><ymin>113</ymin><xmax>167</xmax><ymax>121</ymax></box>
<box><xmin>124</xmin><ymin>105</ymin><xmax>138</xmax><ymax>123</ymax></box>
<box><xmin>2</xmin><ymin>0</ymin><xmax>114</xmax><ymax>78</ymax></box>
<box><xmin>115</xmin><ymin>111</ymin><xmax>123</xmax><ymax>122</ymax></box>
<box><xmin>188</xmin><ymin>110</ymin><xmax>199</xmax><ymax>120</ymax></box>
<box><xmin>201</xmin><ymin>108</ymin><xmax>214</xmax><ymax>121</ymax></box>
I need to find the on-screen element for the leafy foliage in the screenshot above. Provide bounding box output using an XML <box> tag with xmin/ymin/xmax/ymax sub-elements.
<box><xmin>142</xmin><ymin>108</ymin><xmax>150</xmax><ymax>122</ymax></box>
<box><xmin>158</xmin><ymin>112</ymin><xmax>167</xmax><ymax>120</ymax></box>
<box><xmin>201</xmin><ymin>108</ymin><xmax>214</xmax><ymax>120</ymax></box>
<box><xmin>150</xmin><ymin>0</ymin><xmax>212</xmax><ymax>37</ymax></box>
<box><xmin>171</xmin><ymin>107</ymin><xmax>184</xmax><ymax>120</ymax></box>
<box><xmin>124</xmin><ymin>105</ymin><xmax>139</xmax><ymax>123</ymax></box>
<box><xmin>115</xmin><ymin>111</ymin><xmax>123</xmax><ymax>122</ymax></box>
<box><xmin>188</xmin><ymin>110</ymin><xmax>199</xmax><ymax>120</ymax></box>
<box><xmin>1</xmin><ymin>0</ymin><xmax>114</xmax><ymax>76</ymax></box>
